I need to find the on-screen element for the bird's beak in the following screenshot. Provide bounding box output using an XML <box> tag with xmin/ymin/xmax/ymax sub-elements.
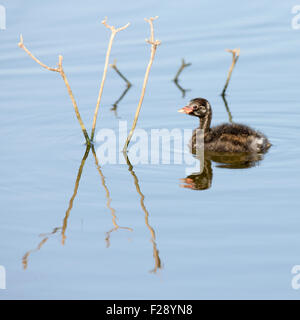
<box><xmin>178</xmin><ymin>106</ymin><xmax>193</xmax><ymax>114</ymax></box>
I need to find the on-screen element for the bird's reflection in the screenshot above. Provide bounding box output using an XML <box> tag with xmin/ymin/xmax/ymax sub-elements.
<box><xmin>180</xmin><ymin>96</ymin><xmax>267</xmax><ymax>191</ymax></box>
<box><xmin>173</xmin><ymin>58</ymin><xmax>191</xmax><ymax>98</ymax></box>
<box><xmin>181</xmin><ymin>152</ymin><xmax>264</xmax><ymax>191</ymax></box>
<box><xmin>181</xmin><ymin>158</ymin><xmax>213</xmax><ymax>191</ymax></box>
<box><xmin>123</xmin><ymin>152</ymin><xmax>162</xmax><ymax>273</ymax></box>
<box><xmin>206</xmin><ymin>151</ymin><xmax>264</xmax><ymax>169</ymax></box>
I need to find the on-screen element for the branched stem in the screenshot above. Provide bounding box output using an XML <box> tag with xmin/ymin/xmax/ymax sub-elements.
<box><xmin>173</xmin><ymin>58</ymin><xmax>191</xmax><ymax>98</ymax></box>
<box><xmin>18</xmin><ymin>35</ymin><xmax>90</xmax><ymax>145</ymax></box>
<box><xmin>221</xmin><ymin>48</ymin><xmax>240</xmax><ymax>96</ymax></box>
<box><xmin>90</xmin><ymin>18</ymin><xmax>130</xmax><ymax>141</ymax></box>
<box><xmin>110</xmin><ymin>59</ymin><xmax>132</xmax><ymax>87</ymax></box>
<box><xmin>173</xmin><ymin>58</ymin><xmax>191</xmax><ymax>82</ymax></box>
<box><xmin>123</xmin><ymin>16</ymin><xmax>161</xmax><ymax>152</ymax></box>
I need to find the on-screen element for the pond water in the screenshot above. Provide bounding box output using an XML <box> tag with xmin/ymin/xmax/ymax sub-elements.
<box><xmin>1</xmin><ymin>0</ymin><xmax>300</xmax><ymax>299</ymax></box>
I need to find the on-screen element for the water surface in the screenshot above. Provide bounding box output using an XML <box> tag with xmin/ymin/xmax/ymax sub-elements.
<box><xmin>1</xmin><ymin>0</ymin><xmax>300</xmax><ymax>299</ymax></box>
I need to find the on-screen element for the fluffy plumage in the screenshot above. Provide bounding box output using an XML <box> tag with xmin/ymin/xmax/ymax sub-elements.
<box><xmin>179</xmin><ymin>98</ymin><xmax>271</xmax><ymax>154</ymax></box>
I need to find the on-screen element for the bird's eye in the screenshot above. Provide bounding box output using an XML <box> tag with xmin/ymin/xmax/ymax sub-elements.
<box><xmin>192</xmin><ymin>105</ymin><xmax>198</xmax><ymax>110</ymax></box>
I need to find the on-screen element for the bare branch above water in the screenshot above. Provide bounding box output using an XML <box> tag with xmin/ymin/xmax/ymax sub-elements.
<box><xmin>221</xmin><ymin>48</ymin><xmax>240</xmax><ymax>96</ymax></box>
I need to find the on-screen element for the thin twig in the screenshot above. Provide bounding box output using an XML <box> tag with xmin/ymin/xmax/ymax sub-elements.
<box><xmin>221</xmin><ymin>94</ymin><xmax>233</xmax><ymax>123</ymax></box>
<box><xmin>123</xmin><ymin>16</ymin><xmax>161</xmax><ymax>152</ymax></box>
<box><xmin>111</xmin><ymin>84</ymin><xmax>132</xmax><ymax>118</ymax></box>
<box><xmin>18</xmin><ymin>35</ymin><xmax>59</xmax><ymax>72</ymax></box>
<box><xmin>221</xmin><ymin>48</ymin><xmax>240</xmax><ymax>96</ymax></box>
<box><xmin>173</xmin><ymin>58</ymin><xmax>191</xmax><ymax>82</ymax></box>
<box><xmin>173</xmin><ymin>59</ymin><xmax>191</xmax><ymax>98</ymax></box>
<box><xmin>110</xmin><ymin>59</ymin><xmax>132</xmax><ymax>86</ymax></box>
<box><xmin>173</xmin><ymin>79</ymin><xmax>191</xmax><ymax>98</ymax></box>
<box><xmin>90</xmin><ymin>18</ymin><xmax>130</xmax><ymax>141</ymax></box>
<box><xmin>18</xmin><ymin>35</ymin><xmax>91</xmax><ymax>145</ymax></box>
<box><xmin>109</xmin><ymin>59</ymin><xmax>132</xmax><ymax>117</ymax></box>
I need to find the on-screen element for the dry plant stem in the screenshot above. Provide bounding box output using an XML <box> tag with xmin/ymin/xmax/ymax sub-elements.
<box><xmin>90</xmin><ymin>18</ymin><xmax>130</xmax><ymax>141</ymax></box>
<box><xmin>110</xmin><ymin>60</ymin><xmax>132</xmax><ymax>86</ymax></box>
<box><xmin>173</xmin><ymin>79</ymin><xmax>191</xmax><ymax>98</ymax></box>
<box><xmin>18</xmin><ymin>35</ymin><xmax>90</xmax><ymax>145</ymax></box>
<box><xmin>112</xmin><ymin>85</ymin><xmax>131</xmax><ymax>107</ymax></box>
<box><xmin>173</xmin><ymin>59</ymin><xmax>191</xmax><ymax>98</ymax></box>
<box><xmin>221</xmin><ymin>48</ymin><xmax>240</xmax><ymax>96</ymax></box>
<box><xmin>58</xmin><ymin>57</ymin><xmax>91</xmax><ymax>144</ymax></box>
<box><xmin>111</xmin><ymin>84</ymin><xmax>132</xmax><ymax>118</ymax></box>
<box><xmin>173</xmin><ymin>58</ymin><xmax>191</xmax><ymax>81</ymax></box>
<box><xmin>221</xmin><ymin>94</ymin><xmax>233</xmax><ymax>123</ymax></box>
<box><xmin>110</xmin><ymin>59</ymin><xmax>132</xmax><ymax>118</ymax></box>
<box><xmin>123</xmin><ymin>16</ymin><xmax>161</xmax><ymax>152</ymax></box>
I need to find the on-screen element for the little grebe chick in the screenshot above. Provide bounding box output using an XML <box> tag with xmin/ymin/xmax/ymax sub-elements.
<box><xmin>178</xmin><ymin>98</ymin><xmax>271</xmax><ymax>153</ymax></box>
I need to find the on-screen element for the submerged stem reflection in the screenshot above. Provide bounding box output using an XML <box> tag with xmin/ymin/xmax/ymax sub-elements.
<box><xmin>22</xmin><ymin>147</ymin><xmax>91</xmax><ymax>269</ymax></box>
<box><xmin>62</xmin><ymin>145</ymin><xmax>91</xmax><ymax>245</ymax></box>
<box><xmin>111</xmin><ymin>84</ymin><xmax>132</xmax><ymax>118</ymax></box>
<box><xmin>173</xmin><ymin>58</ymin><xmax>191</xmax><ymax>98</ymax></box>
<box><xmin>92</xmin><ymin>147</ymin><xmax>133</xmax><ymax>247</ymax></box>
<box><xmin>23</xmin><ymin>145</ymin><xmax>136</xmax><ymax>269</ymax></box>
<box><xmin>123</xmin><ymin>152</ymin><xmax>162</xmax><ymax>273</ymax></box>
<box><xmin>22</xmin><ymin>227</ymin><xmax>61</xmax><ymax>270</ymax></box>
<box><xmin>110</xmin><ymin>59</ymin><xmax>132</xmax><ymax>118</ymax></box>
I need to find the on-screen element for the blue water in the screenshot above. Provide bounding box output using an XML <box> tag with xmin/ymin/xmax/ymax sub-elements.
<box><xmin>1</xmin><ymin>0</ymin><xmax>300</xmax><ymax>299</ymax></box>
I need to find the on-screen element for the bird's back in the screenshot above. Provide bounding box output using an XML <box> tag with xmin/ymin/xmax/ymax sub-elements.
<box><xmin>192</xmin><ymin>123</ymin><xmax>271</xmax><ymax>153</ymax></box>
